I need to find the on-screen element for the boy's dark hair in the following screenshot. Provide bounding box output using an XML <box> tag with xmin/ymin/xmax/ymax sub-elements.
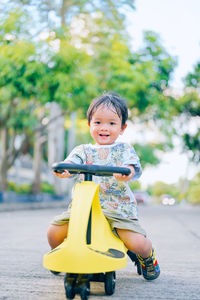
<box><xmin>87</xmin><ymin>92</ymin><xmax>128</xmax><ymax>126</ymax></box>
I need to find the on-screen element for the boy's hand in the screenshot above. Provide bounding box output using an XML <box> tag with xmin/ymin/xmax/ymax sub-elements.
<box><xmin>113</xmin><ymin>165</ymin><xmax>135</xmax><ymax>182</ymax></box>
<box><xmin>53</xmin><ymin>160</ymin><xmax>73</xmax><ymax>178</ymax></box>
<box><xmin>53</xmin><ymin>170</ymin><xmax>71</xmax><ymax>178</ymax></box>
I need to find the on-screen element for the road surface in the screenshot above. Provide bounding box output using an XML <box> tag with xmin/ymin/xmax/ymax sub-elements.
<box><xmin>0</xmin><ymin>204</ymin><xmax>200</xmax><ymax>300</ymax></box>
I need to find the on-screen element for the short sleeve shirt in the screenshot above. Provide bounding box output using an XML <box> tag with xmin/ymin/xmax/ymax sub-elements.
<box><xmin>66</xmin><ymin>142</ymin><xmax>142</xmax><ymax>219</ymax></box>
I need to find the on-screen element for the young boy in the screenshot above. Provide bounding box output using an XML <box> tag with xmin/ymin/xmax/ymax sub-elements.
<box><xmin>47</xmin><ymin>92</ymin><xmax>160</xmax><ymax>280</ymax></box>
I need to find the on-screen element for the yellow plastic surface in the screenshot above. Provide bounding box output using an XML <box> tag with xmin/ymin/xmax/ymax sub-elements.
<box><xmin>43</xmin><ymin>181</ymin><xmax>127</xmax><ymax>273</ymax></box>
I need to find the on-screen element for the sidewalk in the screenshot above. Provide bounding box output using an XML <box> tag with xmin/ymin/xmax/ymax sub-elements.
<box><xmin>0</xmin><ymin>192</ymin><xmax>69</xmax><ymax>212</ymax></box>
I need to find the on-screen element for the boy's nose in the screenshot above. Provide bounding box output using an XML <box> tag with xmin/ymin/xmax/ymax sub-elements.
<box><xmin>100</xmin><ymin>124</ymin><xmax>109</xmax><ymax>130</ymax></box>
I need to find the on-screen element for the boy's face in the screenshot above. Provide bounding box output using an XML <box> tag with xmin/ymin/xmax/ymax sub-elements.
<box><xmin>89</xmin><ymin>105</ymin><xmax>127</xmax><ymax>145</ymax></box>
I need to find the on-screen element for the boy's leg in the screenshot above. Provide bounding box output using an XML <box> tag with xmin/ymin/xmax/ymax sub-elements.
<box><xmin>47</xmin><ymin>223</ymin><xmax>69</xmax><ymax>249</ymax></box>
<box><xmin>116</xmin><ymin>228</ymin><xmax>152</xmax><ymax>257</ymax></box>
<box><xmin>116</xmin><ymin>228</ymin><xmax>160</xmax><ymax>280</ymax></box>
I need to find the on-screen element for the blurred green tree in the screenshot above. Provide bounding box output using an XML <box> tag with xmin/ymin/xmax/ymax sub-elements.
<box><xmin>177</xmin><ymin>62</ymin><xmax>200</xmax><ymax>163</ymax></box>
<box><xmin>0</xmin><ymin>10</ymin><xmax>97</xmax><ymax>193</ymax></box>
<box><xmin>0</xmin><ymin>10</ymin><xmax>47</xmax><ymax>191</ymax></box>
<box><xmin>148</xmin><ymin>181</ymin><xmax>179</xmax><ymax>199</ymax></box>
<box><xmin>186</xmin><ymin>173</ymin><xmax>200</xmax><ymax>204</ymax></box>
<box><xmin>1</xmin><ymin>0</ymin><xmax>136</xmax><ymax>194</ymax></box>
<box><xmin>0</xmin><ymin>1</ymin><xmax>181</xmax><ymax>195</ymax></box>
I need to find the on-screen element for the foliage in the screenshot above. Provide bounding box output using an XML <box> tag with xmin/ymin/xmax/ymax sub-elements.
<box><xmin>0</xmin><ymin>10</ymin><xmax>49</xmax><ymax>132</ymax></box>
<box><xmin>7</xmin><ymin>182</ymin><xmax>31</xmax><ymax>194</ymax></box>
<box><xmin>147</xmin><ymin>172</ymin><xmax>200</xmax><ymax>205</ymax></box>
<box><xmin>43</xmin><ymin>35</ymin><xmax>97</xmax><ymax>110</ymax></box>
<box><xmin>9</xmin><ymin>0</ymin><xmax>135</xmax><ymax>27</ymax></box>
<box><xmin>40</xmin><ymin>181</ymin><xmax>55</xmax><ymax>194</ymax></box>
<box><xmin>0</xmin><ymin>9</ymin><xmax>97</xmax><ymax>191</ymax></box>
<box><xmin>177</xmin><ymin>89</ymin><xmax>200</xmax><ymax>117</ymax></box>
<box><xmin>7</xmin><ymin>181</ymin><xmax>55</xmax><ymax>194</ymax></box>
<box><xmin>148</xmin><ymin>181</ymin><xmax>179</xmax><ymax>199</ymax></box>
<box><xmin>182</xmin><ymin>131</ymin><xmax>200</xmax><ymax>163</ymax></box>
<box><xmin>184</xmin><ymin>62</ymin><xmax>200</xmax><ymax>89</ymax></box>
<box><xmin>176</xmin><ymin>61</ymin><xmax>200</xmax><ymax>163</ymax></box>
<box><xmin>0</xmin><ymin>11</ymin><xmax>42</xmax><ymax>191</ymax></box>
<box><xmin>129</xmin><ymin>180</ymin><xmax>141</xmax><ymax>192</ymax></box>
<box><xmin>133</xmin><ymin>143</ymin><xmax>161</xmax><ymax>168</ymax></box>
<box><xmin>131</xmin><ymin>31</ymin><xmax>177</xmax><ymax>119</ymax></box>
<box><xmin>75</xmin><ymin>118</ymin><xmax>93</xmax><ymax>146</ymax></box>
<box><xmin>90</xmin><ymin>30</ymin><xmax>177</xmax><ymax>125</ymax></box>
<box><xmin>185</xmin><ymin>173</ymin><xmax>200</xmax><ymax>205</ymax></box>
<box><xmin>0</xmin><ymin>1</ymin><xmax>191</xmax><ymax>195</ymax></box>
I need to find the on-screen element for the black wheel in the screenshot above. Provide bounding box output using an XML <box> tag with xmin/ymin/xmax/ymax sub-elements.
<box><xmin>64</xmin><ymin>273</ymin><xmax>77</xmax><ymax>299</ymax></box>
<box><xmin>86</xmin><ymin>281</ymin><xmax>90</xmax><ymax>295</ymax></box>
<box><xmin>104</xmin><ymin>271</ymin><xmax>116</xmax><ymax>295</ymax></box>
<box><xmin>80</xmin><ymin>285</ymin><xmax>89</xmax><ymax>300</ymax></box>
<box><xmin>50</xmin><ymin>270</ymin><xmax>61</xmax><ymax>275</ymax></box>
<box><xmin>65</xmin><ymin>285</ymin><xmax>75</xmax><ymax>299</ymax></box>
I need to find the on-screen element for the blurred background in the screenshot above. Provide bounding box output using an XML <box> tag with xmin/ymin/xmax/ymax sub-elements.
<box><xmin>0</xmin><ymin>0</ymin><xmax>199</xmax><ymax>206</ymax></box>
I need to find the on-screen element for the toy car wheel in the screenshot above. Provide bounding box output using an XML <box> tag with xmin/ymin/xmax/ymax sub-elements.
<box><xmin>80</xmin><ymin>285</ymin><xmax>89</xmax><ymax>300</ymax></box>
<box><xmin>86</xmin><ymin>281</ymin><xmax>90</xmax><ymax>294</ymax></box>
<box><xmin>50</xmin><ymin>270</ymin><xmax>60</xmax><ymax>275</ymax></box>
<box><xmin>65</xmin><ymin>285</ymin><xmax>75</xmax><ymax>299</ymax></box>
<box><xmin>104</xmin><ymin>271</ymin><xmax>116</xmax><ymax>295</ymax></box>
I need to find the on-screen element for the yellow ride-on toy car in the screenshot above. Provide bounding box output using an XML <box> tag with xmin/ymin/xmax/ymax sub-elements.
<box><xmin>43</xmin><ymin>163</ymin><xmax>141</xmax><ymax>300</ymax></box>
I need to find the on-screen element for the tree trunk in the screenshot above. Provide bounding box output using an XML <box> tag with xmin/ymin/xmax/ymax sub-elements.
<box><xmin>31</xmin><ymin>131</ymin><xmax>42</xmax><ymax>194</ymax></box>
<box><xmin>0</xmin><ymin>127</ymin><xmax>9</xmax><ymax>192</ymax></box>
<box><xmin>48</xmin><ymin>102</ymin><xmax>65</xmax><ymax>195</ymax></box>
<box><xmin>67</xmin><ymin>111</ymin><xmax>76</xmax><ymax>155</ymax></box>
<box><xmin>60</xmin><ymin>0</ymin><xmax>66</xmax><ymax>26</ymax></box>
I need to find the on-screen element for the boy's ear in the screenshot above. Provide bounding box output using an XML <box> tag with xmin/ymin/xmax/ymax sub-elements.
<box><xmin>88</xmin><ymin>122</ymin><xmax>90</xmax><ymax>127</ymax></box>
<box><xmin>122</xmin><ymin>123</ymin><xmax>127</xmax><ymax>130</ymax></box>
<box><xmin>120</xmin><ymin>123</ymin><xmax>127</xmax><ymax>134</ymax></box>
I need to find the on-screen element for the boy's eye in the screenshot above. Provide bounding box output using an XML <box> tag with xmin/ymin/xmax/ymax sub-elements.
<box><xmin>110</xmin><ymin>122</ymin><xmax>115</xmax><ymax>125</ymax></box>
<box><xmin>94</xmin><ymin>121</ymin><xmax>101</xmax><ymax>124</ymax></box>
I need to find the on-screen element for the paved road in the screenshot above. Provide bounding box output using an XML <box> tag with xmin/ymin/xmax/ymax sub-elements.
<box><xmin>1</xmin><ymin>204</ymin><xmax>200</xmax><ymax>300</ymax></box>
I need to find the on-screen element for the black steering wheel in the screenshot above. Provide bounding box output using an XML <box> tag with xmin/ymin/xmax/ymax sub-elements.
<box><xmin>52</xmin><ymin>162</ymin><xmax>131</xmax><ymax>180</ymax></box>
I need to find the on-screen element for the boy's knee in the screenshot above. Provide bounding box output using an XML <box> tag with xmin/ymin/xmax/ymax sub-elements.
<box><xmin>131</xmin><ymin>236</ymin><xmax>152</xmax><ymax>257</ymax></box>
<box><xmin>47</xmin><ymin>225</ymin><xmax>57</xmax><ymax>245</ymax></box>
<box><xmin>47</xmin><ymin>224</ymin><xmax>68</xmax><ymax>249</ymax></box>
<box><xmin>47</xmin><ymin>224</ymin><xmax>56</xmax><ymax>237</ymax></box>
<box><xmin>133</xmin><ymin>235</ymin><xmax>150</xmax><ymax>252</ymax></box>
<box><xmin>117</xmin><ymin>229</ymin><xmax>152</xmax><ymax>255</ymax></box>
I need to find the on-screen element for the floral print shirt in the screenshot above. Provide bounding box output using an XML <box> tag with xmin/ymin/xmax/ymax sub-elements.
<box><xmin>66</xmin><ymin>142</ymin><xmax>142</xmax><ymax>219</ymax></box>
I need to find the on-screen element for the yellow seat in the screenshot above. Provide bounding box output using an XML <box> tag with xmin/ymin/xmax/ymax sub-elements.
<box><xmin>43</xmin><ymin>181</ymin><xmax>127</xmax><ymax>273</ymax></box>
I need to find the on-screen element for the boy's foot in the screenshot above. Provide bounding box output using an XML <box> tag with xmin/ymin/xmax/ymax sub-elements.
<box><xmin>138</xmin><ymin>249</ymin><xmax>160</xmax><ymax>280</ymax></box>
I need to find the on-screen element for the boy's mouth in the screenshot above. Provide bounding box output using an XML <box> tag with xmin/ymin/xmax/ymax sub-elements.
<box><xmin>99</xmin><ymin>134</ymin><xmax>109</xmax><ymax>137</ymax></box>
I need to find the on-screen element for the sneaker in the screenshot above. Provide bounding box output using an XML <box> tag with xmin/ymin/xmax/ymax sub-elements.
<box><xmin>138</xmin><ymin>249</ymin><xmax>160</xmax><ymax>280</ymax></box>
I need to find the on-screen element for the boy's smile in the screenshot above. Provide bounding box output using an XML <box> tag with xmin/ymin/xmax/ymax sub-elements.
<box><xmin>89</xmin><ymin>105</ymin><xmax>127</xmax><ymax>145</ymax></box>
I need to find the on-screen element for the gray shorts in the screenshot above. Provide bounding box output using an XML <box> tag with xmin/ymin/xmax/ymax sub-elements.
<box><xmin>51</xmin><ymin>209</ymin><xmax>146</xmax><ymax>237</ymax></box>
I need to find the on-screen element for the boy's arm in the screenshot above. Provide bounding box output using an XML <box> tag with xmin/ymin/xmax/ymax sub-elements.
<box><xmin>118</xmin><ymin>144</ymin><xmax>142</xmax><ymax>181</ymax></box>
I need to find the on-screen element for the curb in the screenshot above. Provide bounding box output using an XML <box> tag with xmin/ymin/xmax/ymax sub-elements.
<box><xmin>0</xmin><ymin>199</ymin><xmax>69</xmax><ymax>212</ymax></box>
